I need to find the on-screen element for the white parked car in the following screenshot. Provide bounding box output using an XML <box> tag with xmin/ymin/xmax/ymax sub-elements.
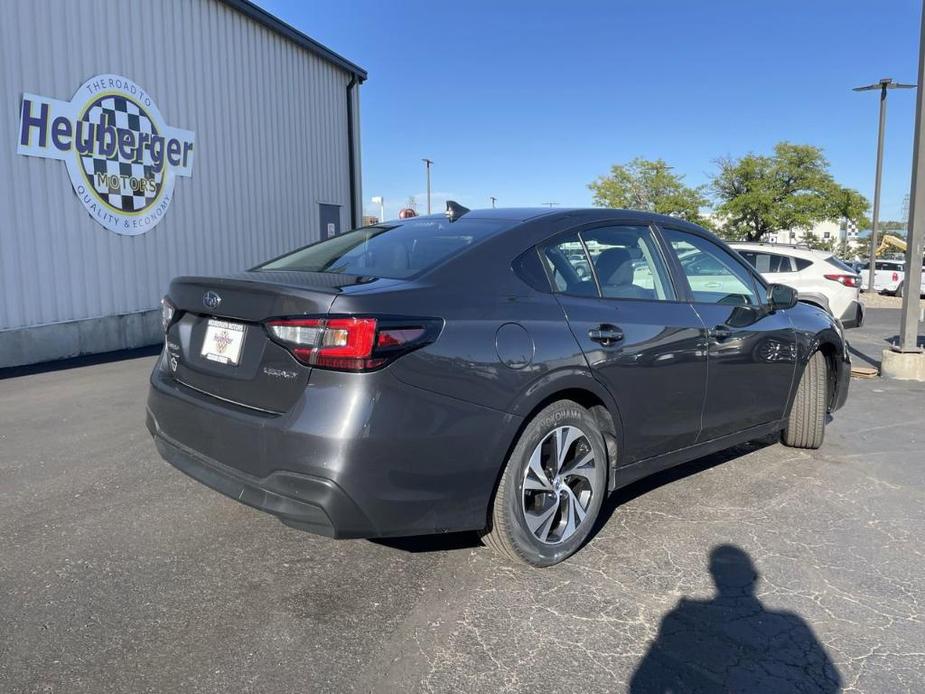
<box><xmin>730</xmin><ymin>243</ymin><xmax>863</xmax><ymax>328</ymax></box>
<box><xmin>858</xmin><ymin>259</ymin><xmax>925</xmax><ymax>297</ymax></box>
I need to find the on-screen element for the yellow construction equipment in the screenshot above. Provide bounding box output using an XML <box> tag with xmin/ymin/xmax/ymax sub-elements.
<box><xmin>876</xmin><ymin>234</ymin><xmax>907</xmax><ymax>256</ymax></box>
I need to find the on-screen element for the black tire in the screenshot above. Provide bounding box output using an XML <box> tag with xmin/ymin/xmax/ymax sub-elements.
<box><xmin>782</xmin><ymin>351</ymin><xmax>827</xmax><ymax>449</ymax></box>
<box><xmin>483</xmin><ymin>400</ymin><xmax>608</xmax><ymax>567</ymax></box>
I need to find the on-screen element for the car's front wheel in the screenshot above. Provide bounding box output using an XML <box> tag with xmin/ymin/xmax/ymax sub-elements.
<box><xmin>782</xmin><ymin>351</ymin><xmax>828</xmax><ymax>449</ymax></box>
<box><xmin>483</xmin><ymin>400</ymin><xmax>607</xmax><ymax>567</ymax></box>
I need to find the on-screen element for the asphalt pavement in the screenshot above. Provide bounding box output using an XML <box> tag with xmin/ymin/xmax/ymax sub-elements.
<box><xmin>1</xmin><ymin>308</ymin><xmax>923</xmax><ymax>693</ymax></box>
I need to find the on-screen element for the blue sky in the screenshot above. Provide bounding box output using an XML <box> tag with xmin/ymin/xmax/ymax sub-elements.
<box><xmin>257</xmin><ymin>0</ymin><xmax>923</xmax><ymax>222</ymax></box>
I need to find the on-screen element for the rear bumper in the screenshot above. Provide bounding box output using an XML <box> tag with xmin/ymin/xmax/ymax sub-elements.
<box><xmin>147</xmin><ymin>415</ymin><xmax>373</xmax><ymax>537</ymax></box>
<box><xmin>146</xmin><ymin>360</ymin><xmax>519</xmax><ymax>538</ymax></box>
<box><xmin>839</xmin><ymin>300</ymin><xmax>864</xmax><ymax>329</ymax></box>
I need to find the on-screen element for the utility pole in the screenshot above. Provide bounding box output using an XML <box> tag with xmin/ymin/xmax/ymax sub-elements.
<box><xmin>370</xmin><ymin>196</ymin><xmax>384</xmax><ymax>223</ymax></box>
<box><xmin>854</xmin><ymin>78</ymin><xmax>916</xmax><ymax>293</ymax></box>
<box><xmin>898</xmin><ymin>6</ymin><xmax>925</xmax><ymax>355</ymax></box>
<box><xmin>489</xmin><ymin>196</ymin><xmax>496</xmax><ymax>208</ymax></box>
<box><xmin>422</xmin><ymin>158</ymin><xmax>433</xmax><ymax>214</ymax></box>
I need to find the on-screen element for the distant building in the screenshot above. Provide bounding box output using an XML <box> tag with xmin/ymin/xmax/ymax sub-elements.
<box><xmin>768</xmin><ymin>219</ymin><xmax>858</xmax><ymax>245</ymax></box>
<box><xmin>1</xmin><ymin>0</ymin><xmax>366</xmax><ymax>368</ymax></box>
<box><xmin>362</xmin><ymin>215</ymin><xmax>379</xmax><ymax>226</ymax></box>
<box><xmin>704</xmin><ymin>212</ymin><xmax>860</xmax><ymax>247</ymax></box>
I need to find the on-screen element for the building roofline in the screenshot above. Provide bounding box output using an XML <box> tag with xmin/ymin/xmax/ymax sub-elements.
<box><xmin>220</xmin><ymin>0</ymin><xmax>367</xmax><ymax>82</ymax></box>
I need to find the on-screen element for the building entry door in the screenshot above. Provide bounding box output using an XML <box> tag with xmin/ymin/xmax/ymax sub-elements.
<box><xmin>319</xmin><ymin>204</ymin><xmax>341</xmax><ymax>240</ymax></box>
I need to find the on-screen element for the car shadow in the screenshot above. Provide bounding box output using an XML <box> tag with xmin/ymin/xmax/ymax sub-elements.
<box><xmin>885</xmin><ymin>334</ymin><xmax>925</xmax><ymax>350</ymax></box>
<box><xmin>847</xmin><ymin>343</ymin><xmax>881</xmax><ymax>370</ymax></box>
<box><xmin>593</xmin><ymin>436</ymin><xmax>777</xmax><ymax>534</ymax></box>
<box><xmin>369</xmin><ymin>531</ymin><xmax>483</xmax><ymax>554</ymax></box>
<box><xmin>375</xmin><ymin>437</ymin><xmax>777</xmax><ymax>556</ymax></box>
<box><xmin>628</xmin><ymin>544</ymin><xmax>842</xmax><ymax>693</ymax></box>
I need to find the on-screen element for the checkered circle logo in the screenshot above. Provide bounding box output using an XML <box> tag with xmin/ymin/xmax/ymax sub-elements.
<box><xmin>80</xmin><ymin>94</ymin><xmax>164</xmax><ymax>214</ymax></box>
<box><xmin>17</xmin><ymin>74</ymin><xmax>196</xmax><ymax>235</ymax></box>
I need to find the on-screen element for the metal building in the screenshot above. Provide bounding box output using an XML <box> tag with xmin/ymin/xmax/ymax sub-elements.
<box><xmin>0</xmin><ymin>0</ymin><xmax>365</xmax><ymax>368</ymax></box>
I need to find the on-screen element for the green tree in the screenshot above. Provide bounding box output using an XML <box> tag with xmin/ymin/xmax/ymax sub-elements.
<box><xmin>711</xmin><ymin>142</ymin><xmax>869</xmax><ymax>242</ymax></box>
<box><xmin>879</xmin><ymin>220</ymin><xmax>906</xmax><ymax>232</ymax></box>
<box><xmin>588</xmin><ymin>157</ymin><xmax>708</xmax><ymax>225</ymax></box>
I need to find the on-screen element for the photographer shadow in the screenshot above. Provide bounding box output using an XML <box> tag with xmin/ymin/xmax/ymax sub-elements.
<box><xmin>629</xmin><ymin>545</ymin><xmax>841</xmax><ymax>693</ymax></box>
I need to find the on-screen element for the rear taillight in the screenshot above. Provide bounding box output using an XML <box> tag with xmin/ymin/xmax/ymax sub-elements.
<box><xmin>160</xmin><ymin>297</ymin><xmax>176</xmax><ymax>332</ymax></box>
<box><xmin>892</xmin><ymin>271</ymin><xmax>900</xmax><ymax>282</ymax></box>
<box><xmin>824</xmin><ymin>274</ymin><xmax>860</xmax><ymax>288</ymax></box>
<box><xmin>266</xmin><ymin>316</ymin><xmax>440</xmax><ymax>371</ymax></box>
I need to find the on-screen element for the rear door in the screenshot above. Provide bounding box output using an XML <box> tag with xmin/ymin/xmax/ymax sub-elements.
<box><xmin>540</xmin><ymin>224</ymin><xmax>707</xmax><ymax>463</ymax></box>
<box><xmin>660</xmin><ymin>227</ymin><xmax>797</xmax><ymax>441</ymax></box>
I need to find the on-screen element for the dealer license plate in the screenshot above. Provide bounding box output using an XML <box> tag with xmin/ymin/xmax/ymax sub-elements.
<box><xmin>200</xmin><ymin>319</ymin><xmax>246</xmax><ymax>365</ymax></box>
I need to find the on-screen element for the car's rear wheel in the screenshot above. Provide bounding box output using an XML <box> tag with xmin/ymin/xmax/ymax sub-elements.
<box><xmin>782</xmin><ymin>351</ymin><xmax>827</xmax><ymax>449</ymax></box>
<box><xmin>483</xmin><ymin>400</ymin><xmax>607</xmax><ymax>567</ymax></box>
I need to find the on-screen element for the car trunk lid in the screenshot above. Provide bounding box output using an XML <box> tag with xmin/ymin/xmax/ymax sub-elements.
<box><xmin>164</xmin><ymin>272</ymin><xmax>352</xmax><ymax>413</ymax></box>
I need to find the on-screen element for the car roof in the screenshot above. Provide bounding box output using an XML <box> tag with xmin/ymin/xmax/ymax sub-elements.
<box><xmin>729</xmin><ymin>242</ymin><xmax>831</xmax><ymax>260</ymax></box>
<box><xmin>404</xmin><ymin>207</ymin><xmax>708</xmax><ymax>229</ymax></box>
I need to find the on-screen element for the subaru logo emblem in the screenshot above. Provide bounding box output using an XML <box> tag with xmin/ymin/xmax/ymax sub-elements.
<box><xmin>202</xmin><ymin>291</ymin><xmax>221</xmax><ymax>310</ymax></box>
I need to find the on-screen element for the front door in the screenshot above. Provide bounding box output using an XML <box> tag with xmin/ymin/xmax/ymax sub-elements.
<box><xmin>541</xmin><ymin>224</ymin><xmax>708</xmax><ymax>464</ymax></box>
<box><xmin>660</xmin><ymin>227</ymin><xmax>798</xmax><ymax>441</ymax></box>
<box><xmin>319</xmin><ymin>203</ymin><xmax>341</xmax><ymax>240</ymax></box>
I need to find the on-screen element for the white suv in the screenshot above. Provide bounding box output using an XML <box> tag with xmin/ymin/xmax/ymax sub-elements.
<box><xmin>730</xmin><ymin>243</ymin><xmax>863</xmax><ymax>328</ymax></box>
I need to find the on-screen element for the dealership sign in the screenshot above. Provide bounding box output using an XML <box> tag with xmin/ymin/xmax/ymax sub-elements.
<box><xmin>17</xmin><ymin>74</ymin><xmax>195</xmax><ymax>235</ymax></box>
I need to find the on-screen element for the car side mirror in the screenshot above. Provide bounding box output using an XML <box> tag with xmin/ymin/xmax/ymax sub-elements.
<box><xmin>768</xmin><ymin>283</ymin><xmax>798</xmax><ymax>310</ymax></box>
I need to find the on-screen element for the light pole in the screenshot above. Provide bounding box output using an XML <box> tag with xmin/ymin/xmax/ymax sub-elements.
<box><xmin>422</xmin><ymin>158</ymin><xmax>433</xmax><ymax>214</ymax></box>
<box><xmin>370</xmin><ymin>195</ymin><xmax>384</xmax><ymax>223</ymax></box>
<box><xmin>853</xmin><ymin>77</ymin><xmax>915</xmax><ymax>294</ymax></box>
<box><xmin>898</xmin><ymin>6</ymin><xmax>925</xmax><ymax>356</ymax></box>
<box><xmin>490</xmin><ymin>196</ymin><xmax>497</xmax><ymax>208</ymax></box>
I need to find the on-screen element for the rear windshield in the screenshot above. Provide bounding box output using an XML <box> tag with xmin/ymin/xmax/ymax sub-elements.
<box><xmin>256</xmin><ymin>217</ymin><xmax>511</xmax><ymax>279</ymax></box>
<box><xmin>824</xmin><ymin>255</ymin><xmax>857</xmax><ymax>273</ymax></box>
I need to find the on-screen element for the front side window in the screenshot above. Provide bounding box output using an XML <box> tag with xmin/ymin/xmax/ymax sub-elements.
<box><xmin>663</xmin><ymin>229</ymin><xmax>760</xmax><ymax>306</ymax></box>
<box><xmin>580</xmin><ymin>226</ymin><xmax>675</xmax><ymax>300</ymax></box>
<box><xmin>257</xmin><ymin>218</ymin><xmax>511</xmax><ymax>279</ymax></box>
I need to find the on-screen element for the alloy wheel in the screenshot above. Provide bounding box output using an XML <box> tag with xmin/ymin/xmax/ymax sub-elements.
<box><xmin>521</xmin><ymin>425</ymin><xmax>599</xmax><ymax>545</ymax></box>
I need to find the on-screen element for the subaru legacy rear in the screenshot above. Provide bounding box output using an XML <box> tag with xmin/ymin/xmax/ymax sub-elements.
<box><xmin>146</xmin><ymin>214</ymin><xmax>519</xmax><ymax>539</ymax></box>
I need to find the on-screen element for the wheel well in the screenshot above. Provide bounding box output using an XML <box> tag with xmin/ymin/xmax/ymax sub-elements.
<box><xmin>521</xmin><ymin>389</ymin><xmax>618</xmax><ymax>464</ymax></box>
<box><xmin>817</xmin><ymin>342</ymin><xmax>838</xmax><ymax>410</ymax></box>
<box><xmin>484</xmin><ymin>388</ymin><xmax>620</xmax><ymax>530</ymax></box>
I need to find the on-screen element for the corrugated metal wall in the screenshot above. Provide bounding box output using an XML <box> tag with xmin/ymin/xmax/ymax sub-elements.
<box><xmin>0</xmin><ymin>0</ymin><xmax>357</xmax><ymax>332</ymax></box>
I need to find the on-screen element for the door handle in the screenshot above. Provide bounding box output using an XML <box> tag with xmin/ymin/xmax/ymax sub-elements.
<box><xmin>589</xmin><ymin>324</ymin><xmax>624</xmax><ymax>346</ymax></box>
<box><xmin>711</xmin><ymin>325</ymin><xmax>733</xmax><ymax>340</ymax></box>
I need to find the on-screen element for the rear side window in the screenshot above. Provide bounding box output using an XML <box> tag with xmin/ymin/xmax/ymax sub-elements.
<box><xmin>739</xmin><ymin>251</ymin><xmax>795</xmax><ymax>273</ymax></box>
<box><xmin>540</xmin><ymin>233</ymin><xmax>598</xmax><ymax>296</ymax></box>
<box><xmin>663</xmin><ymin>229</ymin><xmax>760</xmax><ymax>306</ymax></box>
<box><xmin>876</xmin><ymin>261</ymin><xmax>902</xmax><ymax>271</ymax></box>
<box><xmin>257</xmin><ymin>218</ymin><xmax>510</xmax><ymax>279</ymax></box>
<box><xmin>539</xmin><ymin>225</ymin><xmax>676</xmax><ymax>301</ymax></box>
<box><xmin>824</xmin><ymin>255</ymin><xmax>855</xmax><ymax>273</ymax></box>
<box><xmin>580</xmin><ymin>226</ymin><xmax>675</xmax><ymax>300</ymax></box>
<box><xmin>794</xmin><ymin>257</ymin><xmax>813</xmax><ymax>271</ymax></box>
